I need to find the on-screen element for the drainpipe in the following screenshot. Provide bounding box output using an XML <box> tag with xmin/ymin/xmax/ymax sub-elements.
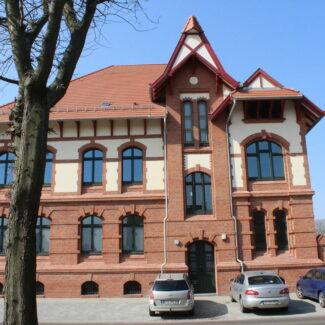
<box><xmin>225</xmin><ymin>98</ymin><xmax>245</xmax><ymax>272</ymax></box>
<box><xmin>161</xmin><ymin>114</ymin><xmax>168</xmax><ymax>274</ymax></box>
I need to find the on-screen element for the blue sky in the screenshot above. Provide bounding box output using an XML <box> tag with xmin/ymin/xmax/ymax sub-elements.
<box><xmin>0</xmin><ymin>0</ymin><xmax>324</xmax><ymax>217</ymax></box>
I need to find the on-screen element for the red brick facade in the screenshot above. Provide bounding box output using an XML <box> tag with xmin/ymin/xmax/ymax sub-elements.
<box><xmin>0</xmin><ymin>16</ymin><xmax>323</xmax><ymax>297</ymax></box>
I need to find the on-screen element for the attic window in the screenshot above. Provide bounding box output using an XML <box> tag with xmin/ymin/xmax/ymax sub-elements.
<box><xmin>243</xmin><ymin>100</ymin><xmax>284</xmax><ymax>121</ymax></box>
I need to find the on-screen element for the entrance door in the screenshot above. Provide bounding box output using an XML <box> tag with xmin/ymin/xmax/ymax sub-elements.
<box><xmin>187</xmin><ymin>241</ymin><xmax>216</xmax><ymax>293</ymax></box>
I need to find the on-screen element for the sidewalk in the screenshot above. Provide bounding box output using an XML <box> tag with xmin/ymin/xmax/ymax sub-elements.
<box><xmin>1</xmin><ymin>294</ymin><xmax>325</xmax><ymax>323</ymax></box>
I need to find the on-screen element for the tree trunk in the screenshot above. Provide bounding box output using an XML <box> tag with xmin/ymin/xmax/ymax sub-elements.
<box><xmin>4</xmin><ymin>84</ymin><xmax>49</xmax><ymax>325</ymax></box>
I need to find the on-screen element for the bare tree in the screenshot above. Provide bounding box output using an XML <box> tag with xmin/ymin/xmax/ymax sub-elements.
<box><xmin>0</xmin><ymin>1</ymin><xmax>149</xmax><ymax>324</ymax></box>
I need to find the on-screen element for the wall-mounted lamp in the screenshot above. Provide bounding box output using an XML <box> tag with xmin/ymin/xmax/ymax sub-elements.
<box><xmin>221</xmin><ymin>234</ymin><xmax>227</xmax><ymax>241</ymax></box>
<box><xmin>174</xmin><ymin>239</ymin><xmax>181</xmax><ymax>246</ymax></box>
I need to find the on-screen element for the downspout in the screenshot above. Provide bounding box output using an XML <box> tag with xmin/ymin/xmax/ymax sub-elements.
<box><xmin>161</xmin><ymin>114</ymin><xmax>168</xmax><ymax>273</ymax></box>
<box><xmin>225</xmin><ymin>98</ymin><xmax>244</xmax><ymax>272</ymax></box>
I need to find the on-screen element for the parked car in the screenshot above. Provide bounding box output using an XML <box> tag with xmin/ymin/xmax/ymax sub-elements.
<box><xmin>148</xmin><ymin>273</ymin><xmax>195</xmax><ymax>316</ymax></box>
<box><xmin>230</xmin><ymin>271</ymin><xmax>290</xmax><ymax>313</ymax></box>
<box><xmin>296</xmin><ymin>268</ymin><xmax>325</xmax><ymax>307</ymax></box>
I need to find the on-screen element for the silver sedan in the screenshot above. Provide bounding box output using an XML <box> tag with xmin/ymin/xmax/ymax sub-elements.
<box><xmin>229</xmin><ymin>271</ymin><xmax>290</xmax><ymax>313</ymax></box>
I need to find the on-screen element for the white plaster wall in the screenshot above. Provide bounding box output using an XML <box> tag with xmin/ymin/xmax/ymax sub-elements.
<box><xmin>247</xmin><ymin>78</ymin><xmax>261</xmax><ymax>88</ymax></box>
<box><xmin>229</xmin><ymin>100</ymin><xmax>306</xmax><ymax>187</ymax></box>
<box><xmin>135</xmin><ymin>138</ymin><xmax>164</xmax><ymax>157</ymax></box>
<box><xmin>180</xmin><ymin>93</ymin><xmax>210</xmax><ymax>100</ymax></box>
<box><xmin>231</xmin><ymin>157</ymin><xmax>243</xmax><ymax>188</ymax></box>
<box><xmin>50</xmin><ymin>140</ymin><xmax>88</xmax><ymax>159</ymax></box>
<box><xmin>146</xmin><ymin>160</ymin><xmax>164</xmax><ymax>190</ymax></box>
<box><xmin>146</xmin><ymin>119</ymin><xmax>161</xmax><ymax>135</ymax></box>
<box><xmin>261</xmin><ymin>77</ymin><xmax>274</xmax><ymax>88</ymax></box>
<box><xmin>63</xmin><ymin>121</ymin><xmax>77</xmax><ymax>137</ymax></box>
<box><xmin>185</xmin><ymin>34</ymin><xmax>202</xmax><ymax>48</ymax></box>
<box><xmin>184</xmin><ymin>153</ymin><xmax>211</xmax><ymax>170</ymax></box>
<box><xmin>97</xmin><ymin>119</ymin><xmax>110</xmax><ymax>136</ymax></box>
<box><xmin>229</xmin><ymin>101</ymin><xmax>303</xmax><ymax>154</ymax></box>
<box><xmin>113</xmin><ymin>120</ymin><xmax>128</xmax><ymax>136</ymax></box>
<box><xmin>223</xmin><ymin>85</ymin><xmax>232</xmax><ymax>99</ymax></box>
<box><xmin>130</xmin><ymin>119</ymin><xmax>144</xmax><ymax>135</ymax></box>
<box><xmin>48</xmin><ymin>121</ymin><xmax>60</xmax><ymax>138</ymax></box>
<box><xmin>197</xmin><ymin>45</ymin><xmax>217</xmax><ymax>69</ymax></box>
<box><xmin>80</xmin><ymin>120</ymin><xmax>93</xmax><ymax>137</ymax></box>
<box><xmin>290</xmin><ymin>156</ymin><xmax>307</xmax><ymax>185</ymax></box>
<box><xmin>54</xmin><ymin>163</ymin><xmax>78</xmax><ymax>192</ymax></box>
<box><xmin>106</xmin><ymin>161</ymin><xmax>118</xmax><ymax>191</ymax></box>
<box><xmin>97</xmin><ymin>139</ymin><xmax>128</xmax><ymax>158</ymax></box>
<box><xmin>173</xmin><ymin>45</ymin><xmax>191</xmax><ymax>68</ymax></box>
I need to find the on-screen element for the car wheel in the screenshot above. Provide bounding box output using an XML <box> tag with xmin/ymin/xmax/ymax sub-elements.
<box><xmin>296</xmin><ymin>286</ymin><xmax>305</xmax><ymax>299</ymax></box>
<box><xmin>230</xmin><ymin>291</ymin><xmax>235</xmax><ymax>302</ymax></box>
<box><xmin>149</xmin><ymin>309</ymin><xmax>156</xmax><ymax>316</ymax></box>
<box><xmin>239</xmin><ymin>297</ymin><xmax>249</xmax><ymax>313</ymax></box>
<box><xmin>319</xmin><ymin>292</ymin><xmax>325</xmax><ymax>308</ymax></box>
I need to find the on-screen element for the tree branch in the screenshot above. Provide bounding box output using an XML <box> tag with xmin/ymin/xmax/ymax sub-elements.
<box><xmin>5</xmin><ymin>0</ymin><xmax>32</xmax><ymax>79</ymax></box>
<box><xmin>0</xmin><ymin>75</ymin><xmax>19</xmax><ymax>84</ymax></box>
<box><xmin>33</xmin><ymin>0</ymin><xmax>65</xmax><ymax>86</ymax></box>
<box><xmin>48</xmin><ymin>0</ymin><xmax>98</xmax><ymax>106</ymax></box>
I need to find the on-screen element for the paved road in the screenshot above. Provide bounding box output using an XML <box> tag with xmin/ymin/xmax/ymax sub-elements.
<box><xmin>1</xmin><ymin>294</ymin><xmax>325</xmax><ymax>324</ymax></box>
<box><xmin>36</xmin><ymin>318</ymin><xmax>325</xmax><ymax>325</ymax></box>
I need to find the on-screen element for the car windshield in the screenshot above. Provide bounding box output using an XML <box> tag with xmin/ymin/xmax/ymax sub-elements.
<box><xmin>248</xmin><ymin>275</ymin><xmax>282</xmax><ymax>285</ymax></box>
<box><xmin>153</xmin><ymin>280</ymin><xmax>189</xmax><ymax>291</ymax></box>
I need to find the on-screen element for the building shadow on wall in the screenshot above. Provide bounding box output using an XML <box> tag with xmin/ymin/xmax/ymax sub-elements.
<box><xmin>159</xmin><ymin>299</ymin><xmax>228</xmax><ymax>320</ymax></box>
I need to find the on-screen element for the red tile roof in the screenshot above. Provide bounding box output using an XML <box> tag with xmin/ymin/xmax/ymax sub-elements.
<box><xmin>0</xmin><ymin>64</ymin><xmax>167</xmax><ymax>122</ymax></box>
<box><xmin>182</xmin><ymin>16</ymin><xmax>203</xmax><ymax>33</ymax></box>
<box><xmin>232</xmin><ymin>88</ymin><xmax>302</xmax><ymax>100</ymax></box>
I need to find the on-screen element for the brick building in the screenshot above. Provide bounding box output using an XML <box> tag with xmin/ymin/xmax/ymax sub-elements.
<box><xmin>0</xmin><ymin>16</ymin><xmax>324</xmax><ymax>297</ymax></box>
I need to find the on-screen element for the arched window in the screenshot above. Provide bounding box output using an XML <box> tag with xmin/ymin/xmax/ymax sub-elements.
<box><xmin>0</xmin><ymin>217</ymin><xmax>8</xmax><ymax>255</ymax></box>
<box><xmin>252</xmin><ymin>210</ymin><xmax>267</xmax><ymax>252</ymax></box>
<box><xmin>198</xmin><ymin>101</ymin><xmax>209</xmax><ymax>145</ymax></box>
<box><xmin>274</xmin><ymin>209</ymin><xmax>288</xmax><ymax>251</ymax></box>
<box><xmin>44</xmin><ymin>151</ymin><xmax>54</xmax><ymax>186</ymax></box>
<box><xmin>81</xmin><ymin>281</ymin><xmax>98</xmax><ymax>295</ymax></box>
<box><xmin>82</xmin><ymin>149</ymin><xmax>103</xmax><ymax>185</ymax></box>
<box><xmin>183</xmin><ymin>101</ymin><xmax>194</xmax><ymax>146</ymax></box>
<box><xmin>124</xmin><ymin>281</ymin><xmax>141</xmax><ymax>295</ymax></box>
<box><xmin>36</xmin><ymin>217</ymin><xmax>51</xmax><ymax>255</ymax></box>
<box><xmin>81</xmin><ymin>216</ymin><xmax>102</xmax><ymax>254</ymax></box>
<box><xmin>122</xmin><ymin>147</ymin><xmax>143</xmax><ymax>185</ymax></box>
<box><xmin>185</xmin><ymin>172</ymin><xmax>212</xmax><ymax>215</ymax></box>
<box><xmin>0</xmin><ymin>152</ymin><xmax>15</xmax><ymax>186</ymax></box>
<box><xmin>36</xmin><ymin>282</ymin><xmax>44</xmax><ymax>295</ymax></box>
<box><xmin>122</xmin><ymin>216</ymin><xmax>144</xmax><ymax>254</ymax></box>
<box><xmin>246</xmin><ymin>140</ymin><xmax>284</xmax><ymax>181</ymax></box>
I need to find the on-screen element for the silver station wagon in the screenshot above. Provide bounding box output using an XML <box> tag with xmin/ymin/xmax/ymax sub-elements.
<box><xmin>230</xmin><ymin>271</ymin><xmax>290</xmax><ymax>313</ymax></box>
<box><xmin>149</xmin><ymin>273</ymin><xmax>195</xmax><ymax>316</ymax></box>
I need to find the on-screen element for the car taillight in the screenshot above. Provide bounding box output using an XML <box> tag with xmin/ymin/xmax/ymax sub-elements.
<box><xmin>149</xmin><ymin>291</ymin><xmax>154</xmax><ymax>300</ymax></box>
<box><xmin>244</xmin><ymin>289</ymin><xmax>259</xmax><ymax>296</ymax></box>
<box><xmin>187</xmin><ymin>290</ymin><xmax>193</xmax><ymax>299</ymax></box>
<box><xmin>280</xmin><ymin>288</ymin><xmax>289</xmax><ymax>295</ymax></box>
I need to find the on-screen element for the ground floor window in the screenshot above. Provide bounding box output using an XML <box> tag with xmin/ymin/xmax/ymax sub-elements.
<box><xmin>81</xmin><ymin>281</ymin><xmax>99</xmax><ymax>295</ymax></box>
<box><xmin>124</xmin><ymin>281</ymin><xmax>141</xmax><ymax>294</ymax></box>
<box><xmin>36</xmin><ymin>282</ymin><xmax>44</xmax><ymax>295</ymax></box>
<box><xmin>274</xmin><ymin>209</ymin><xmax>288</xmax><ymax>250</ymax></box>
<box><xmin>252</xmin><ymin>210</ymin><xmax>267</xmax><ymax>252</ymax></box>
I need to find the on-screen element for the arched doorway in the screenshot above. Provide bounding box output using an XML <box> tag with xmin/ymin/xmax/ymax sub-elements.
<box><xmin>187</xmin><ymin>241</ymin><xmax>216</xmax><ymax>293</ymax></box>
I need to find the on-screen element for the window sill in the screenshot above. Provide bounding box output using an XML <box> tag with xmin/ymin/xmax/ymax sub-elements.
<box><xmin>122</xmin><ymin>184</ymin><xmax>143</xmax><ymax>193</ymax></box>
<box><xmin>249</xmin><ymin>179</ymin><xmax>286</xmax><ymax>184</ymax></box>
<box><xmin>122</xmin><ymin>253</ymin><xmax>145</xmax><ymax>259</ymax></box>
<box><xmin>186</xmin><ymin>214</ymin><xmax>214</xmax><ymax>221</ymax></box>
<box><xmin>82</xmin><ymin>185</ymin><xmax>103</xmax><ymax>194</ymax></box>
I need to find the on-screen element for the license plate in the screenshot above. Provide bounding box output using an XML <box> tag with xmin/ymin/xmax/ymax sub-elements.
<box><xmin>161</xmin><ymin>300</ymin><xmax>179</xmax><ymax>305</ymax></box>
<box><xmin>263</xmin><ymin>300</ymin><xmax>278</xmax><ymax>305</ymax></box>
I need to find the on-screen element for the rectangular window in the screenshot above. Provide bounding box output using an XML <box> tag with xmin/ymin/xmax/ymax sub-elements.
<box><xmin>244</xmin><ymin>100</ymin><xmax>283</xmax><ymax>120</ymax></box>
<box><xmin>183</xmin><ymin>101</ymin><xmax>194</xmax><ymax>146</ymax></box>
<box><xmin>198</xmin><ymin>101</ymin><xmax>209</xmax><ymax>145</ymax></box>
